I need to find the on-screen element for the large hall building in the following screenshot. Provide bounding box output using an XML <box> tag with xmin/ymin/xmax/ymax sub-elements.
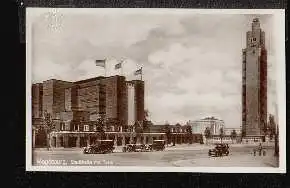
<box><xmin>32</xmin><ymin>75</ymin><xmax>146</xmax><ymax>147</ymax></box>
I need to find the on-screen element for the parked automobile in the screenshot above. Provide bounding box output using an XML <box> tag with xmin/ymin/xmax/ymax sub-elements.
<box><xmin>144</xmin><ymin>144</ymin><xmax>152</xmax><ymax>151</ymax></box>
<box><xmin>152</xmin><ymin>140</ymin><xmax>165</xmax><ymax>151</ymax></box>
<box><xmin>83</xmin><ymin>140</ymin><xmax>114</xmax><ymax>154</ymax></box>
<box><xmin>122</xmin><ymin>144</ymin><xmax>135</xmax><ymax>152</ymax></box>
<box><xmin>208</xmin><ymin>143</ymin><xmax>229</xmax><ymax>157</ymax></box>
<box><xmin>135</xmin><ymin>144</ymin><xmax>146</xmax><ymax>152</ymax></box>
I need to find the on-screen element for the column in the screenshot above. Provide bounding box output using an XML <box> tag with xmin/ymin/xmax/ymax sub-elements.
<box><xmin>122</xmin><ymin>135</ymin><xmax>126</xmax><ymax>146</ymax></box>
<box><xmin>56</xmin><ymin>135</ymin><xmax>60</xmax><ymax>147</ymax></box>
<box><xmin>76</xmin><ymin>136</ymin><xmax>80</xmax><ymax>148</ymax></box>
<box><xmin>114</xmin><ymin>135</ymin><xmax>118</xmax><ymax>146</ymax></box>
<box><xmin>49</xmin><ymin>134</ymin><xmax>53</xmax><ymax>148</ymax></box>
<box><xmin>106</xmin><ymin>134</ymin><xmax>109</xmax><ymax>140</ymax></box>
<box><xmin>32</xmin><ymin>129</ymin><xmax>36</xmax><ymax>148</ymax></box>
<box><xmin>64</xmin><ymin>135</ymin><xmax>69</xmax><ymax>148</ymax></box>
<box><xmin>149</xmin><ymin>135</ymin><xmax>153</xmax><ymax>144</ymax></box>
<box><xmin>87</xmin><ymin>135</ymin><xmax>90</xmax><ymax>146</ymax></box>
<box><xmin>130</xmin><ymin>135</ymin><xmax>133</xmax><ymax>144</ymax></box>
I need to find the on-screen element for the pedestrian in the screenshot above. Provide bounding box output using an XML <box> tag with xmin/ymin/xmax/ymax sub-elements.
<box><xmin>258</xmin><ymin>143</ymin><xmax>262</xmax><ymax>156</ymax></box>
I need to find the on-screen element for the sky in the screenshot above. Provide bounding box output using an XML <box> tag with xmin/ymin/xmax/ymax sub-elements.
<box><xmin>28</xmin><ymin>9</ymin><xmax>278</xmax><ymax>128</ymax></box>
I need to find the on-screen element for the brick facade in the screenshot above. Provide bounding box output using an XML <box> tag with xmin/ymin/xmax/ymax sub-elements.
<box><xmin>32</xmin><ymin>75</ymin><xmax>144</xmax><ymax>132</ymax></box>
<box><xmin>32</xmin><ymin>83</ymin><xmax>43</xmax><ymax>118</ymax></box>
<box><xmin>242</xmin><ymin>18</ymin><xmax>268</xmax><ymax>136</ymax></box>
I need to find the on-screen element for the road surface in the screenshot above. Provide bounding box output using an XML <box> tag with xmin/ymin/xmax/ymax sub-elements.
<box><xmin>32</xmin><ymin>144</ymin><xmax>279</xmax><ymax>167</ymax></box>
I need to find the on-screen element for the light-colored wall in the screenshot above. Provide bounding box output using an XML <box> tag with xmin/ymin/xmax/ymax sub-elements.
<box><xmin>127</xmin><ymin>83</ymin><xmax>135</xmax><ymax>126</ymax></box>
<box><xmin>189</xmin><ymin>119</ymin><xmax>225</xmax><ymax>135</ymax></box>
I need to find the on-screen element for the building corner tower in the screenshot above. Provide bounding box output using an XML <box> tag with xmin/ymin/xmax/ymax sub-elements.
<box><xmin>242</xmin><ymin>18</ymin><xmax>268</xmax><ymax>138</ymax></box>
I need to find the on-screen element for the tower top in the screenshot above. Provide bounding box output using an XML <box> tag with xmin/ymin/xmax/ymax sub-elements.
<box><xmin>252</xmin><ymin>18</ymin><xmax>261</xmax><ymax>31</ymax></box>
<box><xmin>253</xmin><ymin>18</ymin><xmax>260</xmax><ymax>22</ymax></box>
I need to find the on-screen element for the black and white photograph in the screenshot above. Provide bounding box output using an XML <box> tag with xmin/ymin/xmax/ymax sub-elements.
<box><xmin>26</xmin><ymin>8</ymin><xmax>286</xmax><ymax>173</ymax></box>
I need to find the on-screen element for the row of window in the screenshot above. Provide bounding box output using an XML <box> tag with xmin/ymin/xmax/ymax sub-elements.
<box><xmin>60</xmin><ymin>124</ymin><xmax>120</xmax><ymax>132</ymax></box>
<box><xmin>170</xmin><ymin>128</ymin><xmax>186</xmax><ymax>133</ymax></box>
<box><xmin>211</xmin><ymin>137</ymin><xmax>232</xmax><ymax>141</ymax></box>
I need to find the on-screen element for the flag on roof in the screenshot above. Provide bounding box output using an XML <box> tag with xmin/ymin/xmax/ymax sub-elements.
<box><xmin>95</xmin><ymin>59</ymin><xmax>106</xmax><ymax>68</ymax></box>
<box><xmin>134</xmin><ymin>68</ymin><xmax>142</xmax><ymax>75</ymax></box>
<box><xmin>115</xmin><ymin>62</ymin><xmax>122</xmax><ymax>69</ymax></box>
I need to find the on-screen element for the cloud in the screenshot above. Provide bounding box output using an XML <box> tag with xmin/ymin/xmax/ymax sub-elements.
<box><xmin>32</xmin><ymin>60</ymin><xmax>71</xmax><ymax>82</ymax></box>
<box><xmin>29</xmin><ymin>10</ymin><xmax>278</xmax><ymax>128</ymax></box>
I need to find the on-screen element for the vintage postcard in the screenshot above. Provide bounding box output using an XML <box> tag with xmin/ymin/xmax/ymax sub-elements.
<box><xmin>26</xmin><ymin>8</ymin><xmax>286</xmax><ymax>173</ymax></box>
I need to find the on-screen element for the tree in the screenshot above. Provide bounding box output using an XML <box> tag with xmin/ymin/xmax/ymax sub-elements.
<box><xmin>164</xmin><ymin>123</ymin><xmax>171</xmax><ymax>146</ymax></box>
<box><xmin>134</xmin><ymin>121</ymin><xmax>143</xmax><ymax>144</ymax></box>
<box><xmin>174</xmin><ymin>123</ymin><xmax>181</xmax><ymax>145</ymax></box>
<box><xmin>230</xmin><ymin>130</ymin><xmax>237</xmax><ymax>143</ymax></box>
<box><xmin>219</xmin><ymin>127</ymin><xmax>224</xmax><ymax>143</ymax></box>
<box><xmin>186</xmin><ymin>124</ymin><xmax>193</xmax><ymax>144</ymax></box>
<box><xmin>42</xmin><ymin>111</ymin><xmax>56</xmax><ymax>150</ymax></box>
<box><xmin>241</xmin><ymin>126</ymin><xmax>246</xmax><ymax>138</ymax></box>
<box><xmin>204</xmin><ymin>127</ymin><xmax>211</xmax><ymax>145</ymax></box>
<box><xmin>96</xmin><ymin>117</ymin><xmax>106</xmax><ymax>140</ymax></box>
<box><xmin>274</xmin><ymin>123</ymin><xmax>279</xmax><ymax>156</ymax></box>
<box><xmin>268</xmin><ymin>115</ymin><xmax>276</xmax><ymax>140</ymax></box>
<box><xmin>143</xmin><ymin>109</ymin><xmax>150</xmax><ymax>132</ymax></box>
<box><xmin>144</xmin><ymin>109</ymin><xmax>149</xmax><ymax>120</ymax></box>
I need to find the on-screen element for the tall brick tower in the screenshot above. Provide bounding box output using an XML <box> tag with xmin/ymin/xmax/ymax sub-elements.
<box><xmin>242</xmin><ymin>18</ymin><xmax>268</xmax><ymax>137</ymax></box>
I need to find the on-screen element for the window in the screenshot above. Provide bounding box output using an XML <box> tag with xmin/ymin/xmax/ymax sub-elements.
<box><xmin>60</xmin><ymin>122</ymin><xmax>65</xmax><ymax>131</ymax></box>
<box><xmin>253</xmin><ymin>38</ymin><xmax>256</xmax><ymax>41</ymax></box>
<box><xmin>61</xmin><ymin>123</ymin><xmax>65</xmax><ymax>131</ymax></box>
<box><xmin>93</xmin><ymin>125</ymin><xmax>97</xmax><ymax>131</ymax></box>
<box><xmin>84</xmin><ymin>125</ymin><xmax>89</xmax><ymax>131</ymax></box>
<box><xmin>74</xmin><ymin>125</ymin><xmax>79</xmax><ymax>131</ymax></box>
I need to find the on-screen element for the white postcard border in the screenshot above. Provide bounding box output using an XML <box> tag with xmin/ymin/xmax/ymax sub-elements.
<box><xmin>26</xmin><ymin>8</ymin><xmax>286</xmax><ymax>173</ymax></box>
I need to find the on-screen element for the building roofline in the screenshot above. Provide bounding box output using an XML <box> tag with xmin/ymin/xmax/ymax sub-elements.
<box><xmin>73</xmin><ymin>76</ymin><xmax>105</xmax><ymax>84</ymax></box>
<box><xmin>74</xmin><ymin>75</ymin><xmax>126</xmax><ymax>84</ymax></box>
<box><xmin>41</xmin><ymin>78</ymin><xmax>72</xmax><ymax>83</ymax></box>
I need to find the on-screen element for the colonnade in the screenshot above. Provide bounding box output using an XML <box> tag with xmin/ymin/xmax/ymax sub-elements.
<box><xmin>46</xmin><ymin>132</ymin><xmax>192</xmax><ymax>148</ymax></box>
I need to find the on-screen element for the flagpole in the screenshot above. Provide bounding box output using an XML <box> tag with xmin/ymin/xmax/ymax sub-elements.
<box><xmin>104</xmin><ymin>58</ymin><xmax>107</xmax><ymax>77</ymax></box>
<box><xmin>121</xmin><ymin>60</ymin><xmax>124</xmax><ymax>76</ymax></box>
<box><xmin>141</xmin><ymin>67</ymin><xmax>143</xmax><ymax>81</ymax></box>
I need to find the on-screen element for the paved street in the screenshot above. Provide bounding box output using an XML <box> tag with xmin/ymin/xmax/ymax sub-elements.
<box><xmin>32</xmin><ymin>144</ymin><xmax>279</xmax><ymax>167</ymax></box>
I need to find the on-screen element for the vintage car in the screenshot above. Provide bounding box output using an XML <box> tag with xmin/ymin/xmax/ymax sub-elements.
<box><xmin>122</xmin><ymin>144</ymin><xmax>135</xmax><ymax>152</ymax></box>
<box><xmin>134</xmin><ymin>144</ymin><xmax>145</xmax><ymax>152</ymax></box>
<box><xmin>83</xmin><ymin>140</ymin><xmax>115</xmax><ymax>154</ymax></box>
<box><xmin>152</xmin><ymin>140</ymin><xmax>165</xmax><ymax>151</ymax></box>
<box><xmin>122</xmin><ymin>144</ymin><xmax>153</xmax><ymax>152</ymax></box>
<box><xmin>208</xmin><ymin>143</ymin><xmax>229</xmax><ymax>157</ymax></box>
<box><xmin>144</xmin><ymin>144</ymin><xmax>152</xmax><ymax>151</ymax></box>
